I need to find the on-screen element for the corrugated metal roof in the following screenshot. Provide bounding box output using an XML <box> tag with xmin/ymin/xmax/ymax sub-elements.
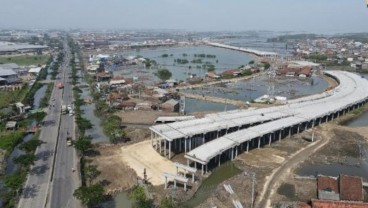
<box><xmin>339</xmin><ymin>175</ymin><xmax>363</xmax><ymax>201</ymax></box>
<box><xmin>0</xmin><ymin>69</ymin><xmax>17</xmax><ymax>76</ymax></box>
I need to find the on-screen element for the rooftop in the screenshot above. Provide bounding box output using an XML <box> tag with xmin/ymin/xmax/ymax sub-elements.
<box><xmin>339</xmin><ymin>175</ymin><xmax>363</xmax><ymax>201</ymax></box>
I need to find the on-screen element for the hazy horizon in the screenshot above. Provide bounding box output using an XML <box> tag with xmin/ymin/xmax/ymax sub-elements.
<box><xmin>1</xmin><ymin>0</ymin><xmax>367</xmax><ymax>33</ymax></box>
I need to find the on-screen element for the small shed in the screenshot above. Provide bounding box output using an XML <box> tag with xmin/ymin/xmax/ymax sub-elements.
<box><xmin>119</xmin><ymin>101</ymin><xmax>136</xmax><ymax>111</ymax></box>
<box><xmin>6</xmin><ymin>121</ymin><xmax>17</xmax><ymax>130</ymax></box>
<box><xmin>317</xmin><ymin>176</ymin><xmax>340</xmax><ymax>201</ymax></box>
<box><xmin>15</xmin><ymin>102</ymin><xmax>25</xmax><ymax>113</ymax></box>
<box><xmin>161</xmin><ymin>99</ymin><xmax>179</xmax><ymax>112</ymax></box>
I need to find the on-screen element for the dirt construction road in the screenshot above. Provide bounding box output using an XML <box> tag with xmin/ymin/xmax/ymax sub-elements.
<box><xmin>120</xmin><ymin>140</ymin><xmax>176</xmax><ymax>186</ymax></box>
<box><xmin>257</xmin><ymin>126</ymin><xmax>332</xmax><ymax>208</ymax></box>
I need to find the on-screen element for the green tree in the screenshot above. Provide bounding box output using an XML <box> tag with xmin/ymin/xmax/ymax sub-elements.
<box><xmin>85</xmin><ymin>165</ymin><xmax>101</xmax><ymax>184</ymax></box>
<box><xmin>159</xmin><ymin>197</ymin><xmax>175</xmax><ymax>208</ymax></box>
<box><xmin>14</xmin><ymin>154</ymin><xmax>37</xmax><ymax>167</ymax></box>
<box><xmin>73</xmin><ymin>184</ymin><xmax>104</xmax><ymax>206</ymax></box>
<box><xmin>4</xmin><ymin>171</ymin><xmax>26</xmax><ymax>191</ymax></box>
<box><xmin>19</xmin><ymin>139</ymin><xmax>42</xmax><ymax>153</ymax></box>
<box><xmin>74</xmin><ymin>138</ymin><xmax>92</xmax><ymax>154</ymax></box>
<box><xmin>156</xmin><ymin>69</ymin><xmax>172</xmax><ymax>81</ymax></box>
<box><xmin>129</xmin><ymin>186</ymin><xmax>153</xmax><ymax>208</ymax></box>
<box><xmin>264</xmin><ymin>62</ymin><xmax>271</xmax><ymax>69</ymax></box>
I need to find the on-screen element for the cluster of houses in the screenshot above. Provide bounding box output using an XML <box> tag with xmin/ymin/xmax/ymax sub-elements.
<box><xmin>0</xmin><ymin>63</ymin><xmax>45</xmax><ymax>87</ymax></box>
<box><xmin>276</xmin><ymin>61</ymin><xmax>320</xmax><ymax>79</ymax></box>
<box><xmin>292</xmin><ymin>38</ymin><xmax>368</xmax><ymax>70</ymax></box>
<box><xmin>87</xmin><ymin>53</ymin><xmax>181</xmax><ymax>114</ymax></box>
<box><xmin>73</xmin><ymin>31</ymin><xmax>180</xmax><ymax>52</ymax></box>
<box><xmin>289</xmin><ymin>174</ymin><xmax>368</xmax><ymax>208</ymax></box>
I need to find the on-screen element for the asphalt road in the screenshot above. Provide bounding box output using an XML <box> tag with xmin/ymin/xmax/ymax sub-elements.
<box><xmin>18</xmin><ymin>38</ymin><xmax>80</xmax><ymax>208</ymax></box>
<box><xmin>48</xmin><ymin>40</ymin><xmax>80</xmax><ymax>208</ymax></box>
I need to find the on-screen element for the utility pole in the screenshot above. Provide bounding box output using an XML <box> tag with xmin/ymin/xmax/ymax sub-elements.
<box><xmin>245</xmin><ymin>171</ymin><xmax>256</xmax><ymax>208</ymax></box>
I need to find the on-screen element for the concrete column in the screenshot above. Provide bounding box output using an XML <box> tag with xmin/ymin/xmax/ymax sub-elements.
<box><xmin>179</xmin><ymin>138</ymin><xmax>182</xmax><ymax>152</ymax></box>
<box><xmin>164</xmin><ymin>140</ymin><xmax>167</xmax><ymax>157</ymax></box>
<box><xmin>194</xmin><ymin>162</ymin><xmax>197</xmax><ymax>169</ymax></box>
<box><xmin>165</xmin><ymin>176</ymin><xmax>167</xmax><ymax>189</ymax></box>
<box><xmin>246</xmin><ymin>141</ymin><xmax>249</xmax><ymax>152</ymax></box>
<box><xmin>189</xmin><ymin>138</ymin><xmax>192</xmax><ymax>151</ymax></box>
<box><xmin>258</xmin><ymin>137</ymin><xmax>261</xmax><ymax>149</ymax></box>
<box><xmin>169</xmin><ymin>141</ymin><xmax>171</xmax><ymax>159</ymax></box>
<box><xmin>297</xmin><ymin>124</ymin><xmax>300</xmax><ymax>134</ymax></box>
<box><xmin>217</xmin><ymin>130</ymin><xmax>219</xmax><ymax>138</ymax></box>
<box><xmin>269</xmin><ymin>134</ymin><xmax>272</xmax><ymax>146</ymax></box>
<box><xmin>159</xmin><ymin>138</ymin><xmax>162</xmax><ymax>154</ymax></box>
<box><xmin>231</xmin><ymin>148</ymin><xmax>234</xmax><ymax>160</ymax></box>
<box><xmin>184</xmin><ymin>183</ymin><xmax>187</xmax><ymax>191</ymax></box>
<box><xmin>289</xmin><ymin>127</ymin><xmax>292</xmax><ymax>137</ymax></box>
<box><xmin>235</xmin><ymin>146</ymin><xmax>238</xmax><ymax>158</ymax></box>
<box><xmin>218</xmin><ymin>154</ymin><xmax>221</xmax><ymax>166</ymax></box>
<box><xmin>192</xmin><ymin>173</ymin><xmax>195</xmax><ymax>182</ymax></box>
<box><xmin>184</xmin><ymin>138</ymin><xmax>187</xmax><ymax>153</ymax></box>
<box><xmin>174</xmin><ymin>180</ymin><xmax>177</xmax><ymax>189</ymax></box>
<box><xmin>151</xmin><ymin>131</ymin><xmax>153</xmax><ymax>146</ymax></box>
<box><xmin>279</xmin><ymin>129</ymin><xmax>282</xmax><ymax>141</ymax></box>
<box><xmin>155</xmin><ymin>133</ymin><xmax>159</xmax><ymax>150</ymax></box>
<box><xmin>312</xmin><ymin>120</ymin><xmax>315</xmax><ymax>128</ymax></box>
<box><xmin>203</xmin><ymin>136</ymin><xmax>205</xmax><ymax>144</ymax></box>
<box><xmin>305</xmin><ymin>122</ymin><xmax>308</xmax><ymax>131</ymax></box>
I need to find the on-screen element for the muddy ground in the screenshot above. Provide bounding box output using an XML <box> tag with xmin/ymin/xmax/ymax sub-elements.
<box><xmin>298</xmin><ymin>128</ymin><xmax>365</xmax><ymax>166</ymax></box>
<box><xmin>271</xmin><ymin>125</ymin><xmax>368</xmax><ymax>206</ymax></box>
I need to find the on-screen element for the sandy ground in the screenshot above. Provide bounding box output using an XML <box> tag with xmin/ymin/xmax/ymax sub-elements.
<box><xmin>120</xmin><ymin>140</ymin><xmax>176</xmax><ymax>186</ymax></box>
<box><xmin>89</xmin><ymin>144</ymin><xmax>138</xmax><ymax>194</ymax></box>
<box><xmin>91</xmin><ymin>139</ymin><xmax>178</xmax><ymax>193</ymax></box>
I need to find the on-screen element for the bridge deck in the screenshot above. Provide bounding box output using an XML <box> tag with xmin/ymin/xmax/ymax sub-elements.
<box><xmin>184</xmin><ymin>71</ymin><xmax>368</xmax><ymax>165</ymax></box>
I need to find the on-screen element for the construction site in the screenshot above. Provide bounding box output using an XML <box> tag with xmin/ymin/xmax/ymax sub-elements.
<box><xmin>75</xmin><ymin>38</ymin><xmax>368</xmax><ymax>207</ymax></box>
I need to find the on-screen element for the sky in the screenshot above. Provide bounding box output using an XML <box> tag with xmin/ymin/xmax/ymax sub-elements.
<box><xmin>1</xmin><ymin>0</ymin><xmax>367</xmax><ymax>33</ymax></box>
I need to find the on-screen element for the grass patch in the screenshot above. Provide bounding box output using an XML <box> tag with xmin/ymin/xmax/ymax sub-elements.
<box><xmin>0</xmin><ymin>55</ymin><xmax>50</xmax><ymax>66</ymax></box>
<box><xmin>23</xmin><ymin>83</ymin><xmax>43</xmax><ymax>106</ymax></box>
<box><xmin>0</xmin><ymin>131</ymin><xmax>25</xmax><ymax>153</ymax></box>
<box><xmin>277</xmin><ymin>183</ymin><xmax>296</xmax><ymax>199</ymax></box>
<box><xmin>0</xmin><ymin>84</ymin><xmax>29</xmax><ymax>109</ymax></box>
<box><xmin>28</xmin><ymin>111</ymin><xmax>47</xmax><ymax>124</ymax></box>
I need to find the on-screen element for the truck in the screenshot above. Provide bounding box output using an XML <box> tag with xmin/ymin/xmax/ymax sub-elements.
<box><xmin>57</xmin><ymin>82</ymin><xmax>64</xmax><ymax>89</ymax></box>
<box><xmin>61</xmin><ymin>105</ymin><xmax>67</xmax><ymax>114</ymax></box>
<box><xmin>66</xmin><ymin>137</ymin><xmax>72</xmax><ymax>146</ymax></box>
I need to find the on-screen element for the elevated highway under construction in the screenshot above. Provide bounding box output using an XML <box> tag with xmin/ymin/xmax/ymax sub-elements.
<box><xmin>149</xmin><ymin>71</ymin><xmax>368</xmax><ymax>174</ymax></box>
